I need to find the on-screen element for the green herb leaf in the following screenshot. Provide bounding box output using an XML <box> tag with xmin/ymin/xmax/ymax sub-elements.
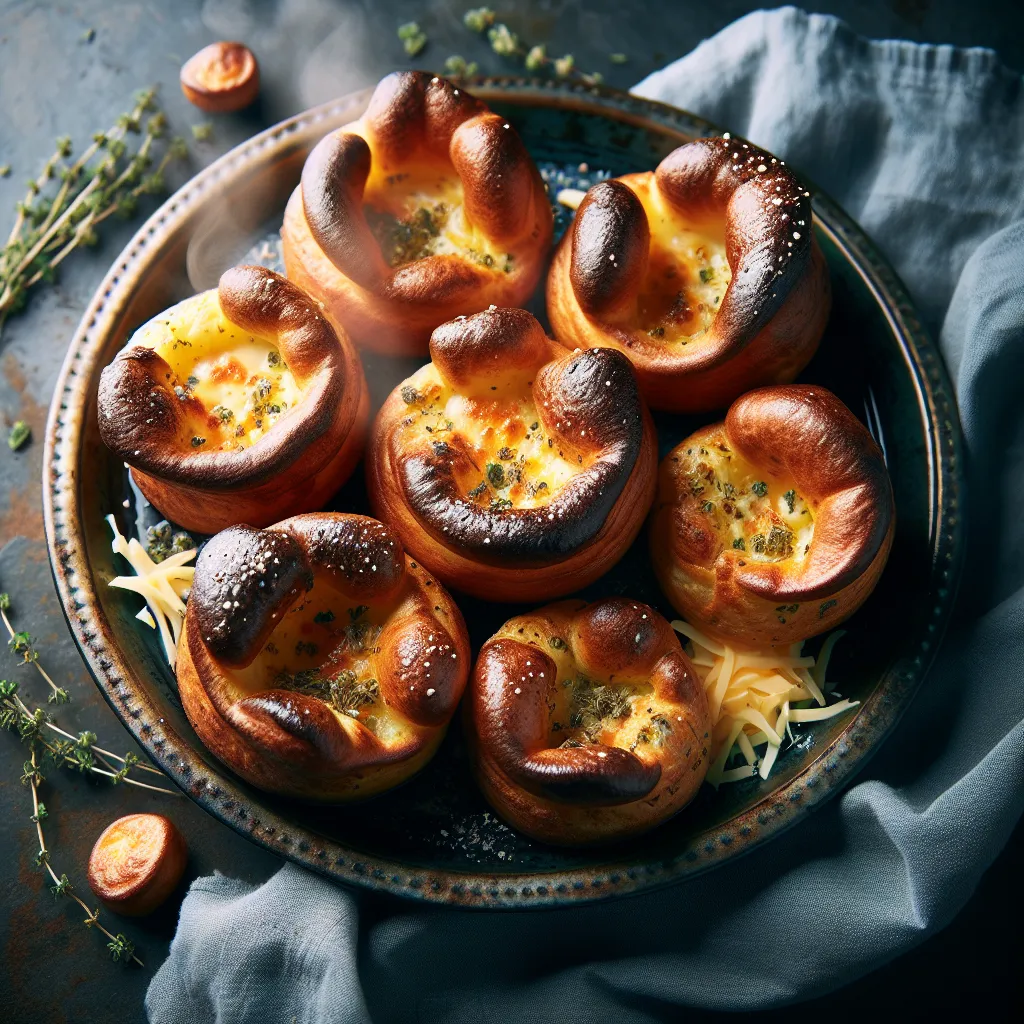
<box><xmin>524</xmin><ymin>44</ymin><xmax>547</xmax><ymax>71</ymax></box>
<box><xmin>398</xmin><ymin>22</ymin><xmax>428</xmax><ymax>57</ymax></box>
<box><xmin>107</xmin><ymin>933</ymin><xmax>136</xmax><ymax>963</ymax></box>
<box><xmin>485</xmin><ymin>462</ymin><xmax>505</xmax><ymax>488</ymax></box>
<box><xmin>7</xmin><ymin>421</ymin><xmax>30</xmax><ymax>451</ymax></box>
<box><xmin>463</xmin><ymin>7</ymin><xmax>495</xmax><ymax>32</ymax></box>
<box><xmin>443</xmin><ymin>55</ymin><xmax>478</xmax><ymax>78</ymax></box>
<box><xmin>488</xmin><ymin>24</ymin><xmax>519</xmax><ymax>56</ymax></box>
<box><xmin>553</xmin><ymin>54</ymin><xmax>575</xmax><ymax>77</ymax></box>
<box><xmin>50</xmin><ymin>872</ymin><xmax>73</xmax><ymax>897</ymax></box>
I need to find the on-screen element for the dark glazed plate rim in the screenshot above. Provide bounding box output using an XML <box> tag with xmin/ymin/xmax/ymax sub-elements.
<box><xmin>42</xmin><ymin>78</ymin><xmax>965</xmax><ymax>908</ymax></box>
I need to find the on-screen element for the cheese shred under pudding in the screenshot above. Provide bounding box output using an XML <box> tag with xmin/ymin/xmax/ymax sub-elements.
<box><xmin>672</xmin><ymin>620</ymin><xmax>856</xmax><ymax>786</ymax></box>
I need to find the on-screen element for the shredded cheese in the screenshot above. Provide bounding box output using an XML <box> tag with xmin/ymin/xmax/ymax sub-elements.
<box><xmin>672</xmin><ymin>620</ymin><xmax>857</xmax><ymax>787</ymax></box>
<box><xmin>106</xmin><ymin>515</ymin><xmax>196</xmax><ymax>669</ymax></box>
<box><xmin>556</xmin><ymin>187</ymin><xmax>587</xmax><ymax>210</ymax></box>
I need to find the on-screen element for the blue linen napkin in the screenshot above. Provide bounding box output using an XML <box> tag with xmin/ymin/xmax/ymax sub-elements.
<box><xmin>147</xmin><ymin>8</ymin><xmax>1024</xmax><ymax>1021</ymax></box>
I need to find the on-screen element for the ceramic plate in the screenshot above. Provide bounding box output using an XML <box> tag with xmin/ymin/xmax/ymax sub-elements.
<box><xmin>43</xmin><ymin>79</ymin><xmax>965</xmax><ymax>907</ymax></box>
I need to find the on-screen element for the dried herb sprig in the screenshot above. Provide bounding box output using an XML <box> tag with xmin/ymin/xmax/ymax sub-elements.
<box><xmin>0</xmin><ymin>594</ymin><xmax>174</xmax><ymax>792</ymax></box>
<box><xmin>25</xmin><ymin>746</ymin><xmax>143</xmax><ymax>966</ymax></box>
<box><xmin>0</xmin><ymin>88</ymin><xmax>187</xmax><ymax>337</ymax></box>
<box><xmin>1</xmin><ymin>591</ymin><xmax>180</xmax><ymax>967</ymax></box>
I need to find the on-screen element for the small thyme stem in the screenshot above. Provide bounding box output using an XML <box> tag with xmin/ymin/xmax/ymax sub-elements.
<box><xmin>1</xmin><ymin>595</ymin><xmax>176</xmax><ymax>787</ymax></box>
<box><xmin>8</xmin><ymin>175</ymin><xmax>103</xmax><ymax>283</ymax></box>
<box><xmin>27</xmin><ymin>749</ymin><xmax>144</xmax><ymax>967</ymax></box>
<box><xmin>1</xmin><ymin>605</ymin><xmax>67</xmax><ymax>700</ymax></box>
<box><xmin>15</xmin><ymin>93</ymin><xmax>148</xmax><ymax>253</ymax></box>
<box><xmin>0</xmin><ymin>87</ymin><xmax>185</xmax><ymax>337</ymax></box>
<box><xmin>5</xmin><ymin>692</ymin><xmax>177</xmax><ymax>794</ymax></box>
<box><xmin>41</xmin><ymin>719</ymin><xmax>165</xmax><ymax>775</ymax></box>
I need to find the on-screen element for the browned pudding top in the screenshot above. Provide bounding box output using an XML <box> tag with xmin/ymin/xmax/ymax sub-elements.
<box><xmin>568</xmin><ymin>135</ymin><xmax>815</xmax><ymax>372</ymax></box>
<box><xmin>382</xmin><ymin>307</ymin><xmax>648</xmax><ymax>564</ymax></box>
<box><xmin>299</xmin><ymin>71</ymin><xmax>552</xmax><ymax>300</ymax></box>
<box><xmin>98</xmin><ymin>265</ymin><xmax>353</xmax><ymax>488</ymax></box>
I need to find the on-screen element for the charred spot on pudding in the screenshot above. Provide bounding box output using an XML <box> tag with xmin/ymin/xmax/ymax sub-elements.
<box><xmin>283</xmin><ymin>514</ymin><xmax>404</xmax><ymax>597</ymax></box>
<box><xmin>191</xmin><ymin>525</ymin><xmax>312</xmax><ymax>667</ymax></box>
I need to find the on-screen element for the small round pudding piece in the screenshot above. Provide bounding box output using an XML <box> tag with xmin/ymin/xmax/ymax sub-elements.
<box><xmin>547</xmin><ymin>135</ymin><xmax>831</xmax><ymax>413</ymax></box>
<box><xmin>180</xmin><ymin>42</ymin><xmax>260</xmax><ymax>113</ymax></box>
<box><xmin>282</xmin><ymin>71</ymin><xmax>553</xmax><ymax>356</ymax></box>
<box><xmin>98</xmin><ymin>265</ymin><xmax>369</xmax><ymax>535</ymax></box>
<box><xmin>367</xmin><ymin>307</ymin><xmax>657</xmax><ymax>602</ymax></box>
<box><xmin>87</xmin><ymin>813</ymin><xmax>187</xmax><ymax>917</ymax></box>
<box><xmin>650</xmin><ymin>385</ymin><xmax>895</xmax><ymax>646</ymax></box>
<box><xmin>177</xmin><ymin>513</ymin><xmax>471</xmax><ymax>801</ymax></box>
<box><xmin>468</xmin><ymin>598</ymin><xmax>711</xmax><ymax>845</ymax></box>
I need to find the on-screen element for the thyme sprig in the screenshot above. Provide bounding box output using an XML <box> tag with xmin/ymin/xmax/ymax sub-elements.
<box><xmin>26</xmin><ymin>746</ymin><xmax>143</xmax><ymax>967</ymax></box>
<box><xmin>0</xmin><ymin>88</ymin><xmax>187</xmax><ymax>337</ymax></box>
<box><xmin>1</xmin><ymin>590</ymin><xmax>181</xmax><ymax>967</ymax></box>
<box><xmin>0</xmin><ymin>594</ymin><xmax>173</xmax><ymax>791</ymax></box>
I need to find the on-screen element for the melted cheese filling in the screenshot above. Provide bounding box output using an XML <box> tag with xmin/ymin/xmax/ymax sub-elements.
<box><xmin>637</xmin><ymin>188</ymin><xmax>731</xmax><ymax>346</ymax></box>
<box><xmin>673</xmin><ymin>620</ymin><xmax>857</xmax><ymax>786</ymax></box>
<box><xmin>515</xmin><ymin>629</ymin><xmax>674</xmax><ymax>754</ymax></box>
<box><xmin>395</xmin><ymin>365</ymin><xmax>581</xmax><ymax>510</ymax></box>
<box><xmin>363</xmin><ymin>168</ymin><xmax>511</xmax><ymax>271</ymax></box>
<box><xmin>228</xmin><ymin>580</ymin><xmax>410</xmax><ymax>745</ymax></box>
<box><xmin>132</xmin><ymin>290</ymin><xmax>301</xmax><ymax>452</ymax></box>
<box><xmin>676</xmin><ymin>441</ymin><xmax>815</xmax><ymax>564</ymax></box>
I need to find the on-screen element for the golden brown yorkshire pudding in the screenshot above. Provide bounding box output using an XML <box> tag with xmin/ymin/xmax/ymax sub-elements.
<box><xmin>87</xmin><ymin>813</ymin><xmax>188</xmax><ymax>917</ymax></box>
<box><xmin>180</xmin><ymin>41</ymin><xmax>260</xmax><ymax>113</ymax></box>
<box><xmin>367</xmin><ymin>307</ymin><xmax>657</xmax><ymax>601</ymax></box>
<box><xmin>98</xmin><ymin>265</ymin><xmax>369</xmax><ymax>535</ymax></box>
<box><xmin>468</xmin><ymin>597</ymin><xmax>711</xmax><ymax>845</ymax></box>
<box><xmin>176</xmin><ymin>513</ymin><xmax>471</xmax><ymax>801</ymax></box>
<box><xmin>547</xmin><ymin>135</ymin><xmax>831</xmax><ymax>413</ymax></box>
<box><xmin>282</xmin><ymin>71</ymin><xmax>553</xmax><ymax>356</ymax></box>
<box><xmin>650</xmin><ymin>385</ymin><xmax>895</xmax><ymax>645</ymax></box>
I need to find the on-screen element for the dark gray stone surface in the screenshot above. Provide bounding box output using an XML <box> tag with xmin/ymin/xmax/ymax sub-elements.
<box><xmin>0</xmin><ymin>1</ymin><xmax>1020</xmax><ymax>1020</ymax></box>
